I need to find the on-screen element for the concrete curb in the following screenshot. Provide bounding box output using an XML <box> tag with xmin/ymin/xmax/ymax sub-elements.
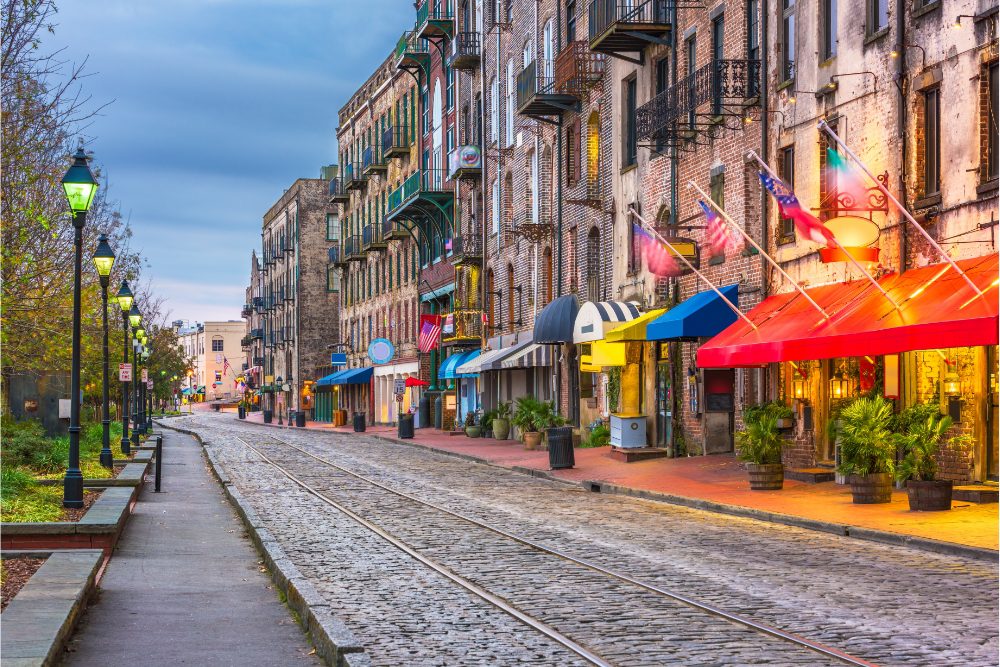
<box><xmin>231</xmin><ymin>417</ymin><xmax>999</xmax><ymax>563</ymax></box>
<box><xmin>0</xmin><ymin>549</ymin><xmax>104</xmax><ymax>667</ymax></box>
<box><xmin>156</xmin><ymin>421</ymin><xmax>367</xmax><ymax>667</ymax></box>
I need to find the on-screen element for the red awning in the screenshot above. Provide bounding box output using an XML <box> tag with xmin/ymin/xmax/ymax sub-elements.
<box><xmin>404</xmin><ymin>377</ymin><xmax>429</xmax><ymax>387</ymax></box>
<box><xmin>697</xmin><ymin>254</ymin><xmax>999</xmax><ymax>367</ymax></box>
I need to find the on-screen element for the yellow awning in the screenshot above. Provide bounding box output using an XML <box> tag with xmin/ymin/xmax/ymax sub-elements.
<box><xmin>605</xmin><ymin>308</ymin><xmax>666</xmax><ymax>342</ymax></box>
<box><xmin>581</xmin><ymin>340</ymin><xmax>627</xmax><ymax>372</ymax></box>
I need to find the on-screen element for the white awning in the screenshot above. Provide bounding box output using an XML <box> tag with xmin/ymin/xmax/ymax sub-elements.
<box><xmin>500</xmin><ymin>343</ymin><xmax>553</xmax><ymax>369</ymax></box>
<box><xmin>457</xmin><ymin>340</ymin><xmax>533</xmax><ymax>374</ymax></box>
<box><xmin>573</xmin><ymin>301</ymin><xmax>642</xmax><ymax>343</ymax></box>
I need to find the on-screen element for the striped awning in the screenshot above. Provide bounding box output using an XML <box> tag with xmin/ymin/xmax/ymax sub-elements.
<box><xmin>458</xmin><ymin>339</ymin><xmax>534</xmax><ymax>374</ymax></box>
<box><xmin>573</xmin><ymin>301</ymin><xmax>642</xmax><ymax>343</ymax></box>
<box><xmin>500</xmin><ymin>343</ymin><xmax>553</xmax><ymax>369</ymax></box>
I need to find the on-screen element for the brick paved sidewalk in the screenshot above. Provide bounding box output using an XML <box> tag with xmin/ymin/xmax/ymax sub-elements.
<box><xmin>240</xmin><ymin>410</ymin><xmax>998</xmax><ymax>552</ymax></box>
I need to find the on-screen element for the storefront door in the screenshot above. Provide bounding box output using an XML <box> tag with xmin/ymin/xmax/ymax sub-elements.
<box><xmin>655</xmin><ymin>361</ymin><xmax>672</xmax><ymax>449</ymax></box>
<box><xmin>703</xmin><ymin>369</ymin><xmax>734</xmax><ymax>454</ymax></box>
<box><xmin>988</xmin><ymin>347</ymin><xmax>998</xmax><ymax>482</ymax></box>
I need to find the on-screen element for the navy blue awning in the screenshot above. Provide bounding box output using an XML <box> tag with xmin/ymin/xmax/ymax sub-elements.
<box><xmin>647</xmin><ymin>284</ymin><xmax>740</xmax><ymax>341</ymax></box>
<box><xmin>315</xmin><ymin>372</ymin><xmax>340</xmax><ymax>387</ymax></box>
<box><xmin>317</xmin><ymin>367</ymin><xmax>373</xmax><ymax>386</ymax></box>
<box><xmin>533</xmin><ymin>295</ymin><xmax>579</xmax><ymax>344</ymax></box>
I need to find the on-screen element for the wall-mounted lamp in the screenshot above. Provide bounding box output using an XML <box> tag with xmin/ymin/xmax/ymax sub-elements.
<box><xmin>953</xmin><ymin>14</ymin><xmax>976</xmax><ymax>28</ymax></box>
<box><xmin>830</xmin><ymin>71</ymin><xmax>879</xmax><ymax>94</ymax></box>
<box><xmin>788</xmin><ymin>81</ymin><xmax>838</xmax><ymax>104</ymax></box>
<box><xmin>889</xmin><ymin>43</ymin><xmax>926</xmax><ymax>70</ymax></box>
<box><xmin>791</xmin><ymin>364</ymin><xmax>808</xmax><ymax>400</ymax></box>
<box><xmin>830</xmin><ymin>366</ymin><xmax>850</xmax><ymax>400</ymax></box>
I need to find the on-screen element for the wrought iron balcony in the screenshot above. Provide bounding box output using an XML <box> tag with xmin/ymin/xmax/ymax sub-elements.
<box><xmin>588</xmin><ymin>0</ymin><xmax>681</xmax><ymax>59</ymax></box>
<box><xmin>250</xmin><ymin>328</ymin><xmax>264</xmax><ymax>340</ymax></box>
<box><xmin>416</xmin><ymin>1</ymin><xmax>454</xmax><ymax>40</ymax></box>
<box><xmin>517</xmin><ymin>60</ymin><xmax>580</xmax><ymax>119</ymax></box>
<box><xmin>636</xmin><ymin>58</ymin><xmax>761</xmax><ymax>146</ymax></box>
<box><xmin>241</xmin><ymin>335</ymin><xmax>252</xmax><ymax>347</ymax></box>
<box><xmin>328</xmin><ymin>177</ymin><xmax>348</xmax><ymax>203</ymax></box>
<box><xmin>448</xmin><ymin>145</ymin><xmax>482</xmax><ymax>180</ymax></box>
<box><xmin>329</xmin><ymin>245</ymin><xmax>346</xmax><ymax>267</ymax></box>
<box><xmin>253</xmin><ymin>296</ymin><xmax>265</xmax><ymax>313</ymax></box>
<box><xmin>344</xmin><ymin>235</ymin><xmax>365</xmax><ymax>262</ymax></box>
<box><xmin>394</xmin><ymin>31</ymin><xmax>430</xmax><ymax>73</ymax></box>
<box><xmin>448</xmin><ymin>32</ymin><xmax>480</xmax><ymax>70</ymax></box>
<box><xmin>449</xmin><ymin>234</ymin><xmax>483</xmax><ymax>266</ymax></box>
<box><xmin>362</xmin><ymin>145</ymin><xmax>387</xmax><ymax>175</ymax></box>
<box><xmin>343</xmin><ymin>162</ymin><xmax>367</xmax><ymax>190</ymax></box>
<box><xmin>253</xmin><ymin>356</ymin><xmax>264</xmax><ymax>367</ymax></box>
<box><xmin>382</xmin><ymin>125</ymin><xmax>411</xmax><ymax>159</ymax></box>
<box><xmin>441</xmin><ymin>310</ymin><xmax>484</xmax><ymax>343</ymax></box>
<box><xmin>241</xmin><ymin>303</ymin><xmax>252</xmax><ymax>318</ymax></box>
<box><xmin>362</xmin><ymin>223</ymin><xmax>387</xmax><ymax>252</ymax></box>
<box><xmin>382</xmin><ymin>216</ymin><xmax>408</xmax><ymax>241</ymax></box>
<box><xmin>386</xmin><ymin>168</ymin><xmax>453</xmax><ymax>222</ymax></box>
<box><xmin>554</xmin><ymin>41</ymin><xmax>605</xmax><ymax>96</ymax></box>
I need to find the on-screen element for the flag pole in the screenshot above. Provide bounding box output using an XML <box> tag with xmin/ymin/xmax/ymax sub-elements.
<box><xmin>628</xmin><ymin>208</ymin><xmax>758</xmax><ymax>331</ymax></box>
<box><xmin>746</xmin><ymin>149</ymin><xmax>901</xmax><ymax>310</ymax></box>
<box><xmin>687</xmin><ymin>181</ymin><xmax>832</xmax><ymax>320</ymax></box>
<box><xmin>816</xmin><ymin>119</ymin><xmax>984</xmax><ymax>298</ymax></box>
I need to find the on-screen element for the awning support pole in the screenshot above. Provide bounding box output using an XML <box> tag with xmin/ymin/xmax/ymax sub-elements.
<box><xmin>687</xmin><ymin>180</ymin><xmax>832</xmax><ymax>320</ymax></box>
<box><xmin>628</xmin><ymin>207</ymin><xmax>758</xmax><ymax>331</ymax></box>
<box><xmin>747</xmin><ymin>149</ymin><xmax>902</xmax><ymax>311</ymax></box>
<box><xmin>817</xmin><ymin>119</ymin><xmax>984</xmax><ymax>298</ymax></box>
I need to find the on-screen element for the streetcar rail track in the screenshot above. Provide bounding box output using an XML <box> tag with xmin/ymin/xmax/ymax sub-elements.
<box><xmin>235</xmin><ymin>429</ymin><xmax>879</xmax><ymax>667</ymax></box>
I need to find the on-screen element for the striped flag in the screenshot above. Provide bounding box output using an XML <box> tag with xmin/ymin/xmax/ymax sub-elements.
<box><xmin>634</xmin><ymin>224</ymin><xmax>682</xmax><ymax>277</ymax></box>
<box><xmin>418</xmin><ymin>315</ymin><xmax>441</xmax><ymax>353</ymax></box>
<box><xmin>223</xmin><ymin>357</ymin><xmax>231</xmax><ymax>376</ymax></box>
<box><xmin>759</xmin><ymin>172</ymin><xmax>837</xmax><ymax>247</ymax></box>
<box><xmin>698</xmin><ymin>200</ymin><xmax>743</xmax><ymax>258</ymax></box>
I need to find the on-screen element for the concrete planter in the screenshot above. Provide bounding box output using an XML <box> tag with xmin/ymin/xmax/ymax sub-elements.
<box><xmin>492</xmin><ymin>418</ymin><xmax>511</xmax><ymax>440</ymax></box>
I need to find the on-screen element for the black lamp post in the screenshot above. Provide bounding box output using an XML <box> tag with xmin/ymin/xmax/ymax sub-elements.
<box><xmin>92</xmin><ymin>235</ymin><xmax>116</xmax><ymax>468</ymax></box>
<box><xmin>143</xmin><ymin>347</ymin><xmax>153</xmax><ymax>430</ymax></box>
<box><xmin>276</xmin><ymin>376</ymin><xmax>284</xmax><ymax>425</ymax></box>
<box><xmin>116</xmin><ymin>282</ymin><xmax>135</xmax><ymax>454</ymax></box>
<box><xmin>61</xmin><ymin>147</ymin><xmax>99</xmax><ymax>508</ymax></box>
<box><xmin>131</xmin><ymin>319</ymin><xmax>143</xmax><ymax>448</ymax></box>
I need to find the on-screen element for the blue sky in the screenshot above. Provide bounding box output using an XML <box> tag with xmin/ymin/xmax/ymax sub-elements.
<box><xmin>56</xmin><ymin>0</ymin><xmax>412</xmax><ymax>323</ymax></box>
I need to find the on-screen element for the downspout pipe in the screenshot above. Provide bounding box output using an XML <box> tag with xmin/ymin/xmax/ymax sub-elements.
<box><xmin>895</xmin><ymin>0</ymin><xmax>908</xmax><ymax>274</ymax></box>
<box><xmin>759</xmin><ymin>0</ymin><xmax>770</xmax><ymax>410</ymax></box>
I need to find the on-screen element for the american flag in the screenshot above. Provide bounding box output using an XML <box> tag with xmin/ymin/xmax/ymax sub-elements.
<box><xmin>417</xmin><ymin>315</ymin><xmax>441</xmax><ymax>353</ymax></box>
<box><xmin>698</xmin><ymin>200</ymin><xmax>743</xmax><ymax>258</ymax></box>
<box><xmin>634</xmin><ymin>224</ymin><xmax>682</xmax><ymax>277</ymax></box>
<box><xmin>223</xmin><ymin>357</ymin><xmax>231</xmax><ymax>376</ymax></box>
<box><xmin>759</xmin><ymin>172</ymin><xmax>837</xmax><ymax>247</ymax></box>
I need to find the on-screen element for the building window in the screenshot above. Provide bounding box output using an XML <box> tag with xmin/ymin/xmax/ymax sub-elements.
<box><xmin>490</xmin><ymin>76</ymin><xmax>499</xmax><ymax>143</ymax></box>
<box><xmin>446</xmin><ymin>63</ymin><xmax>454</xmax><ymax>109</ymax></box>
<box><xmin>567</xmin><ymin>1</ymin><xmax>577</xmax><ymax>42</ymax></box>
<box><xmin>326</xmin><ymin>214</ymin><xmax>339</xmax><ymax>241</ymax></box>
<box><xmin>823</xmin><ymin>0</ymin><xmax>837</xmax><ymax>59</ymax></box>
<box><xmin>623</xmin><ymin>76</ymin><xmax>637</xmax><ymax>168</ymax></box>
<box><xmin>627</xmin><ymin>208</ymin><xmax>641</xmax><ymax>275</ymax></box>
<box><xmin>422</xmin><ymin>87</ymin><xmax>430</xmax><ymax>134</ymax></box>
<box><xmin>491</xmin><ymin>177</ymin><xmax>500</xmax><ymax>235</ymax></box>
<box><xmin>746</xmin><ymin>0</ymin><xmax>760</xmax><ymax>96</ymax></box>
<box><xmin>586</xmin><ymin>111</ymin><xmax>600</xmax><ymax>194</ymax></box>
<box><xmin>587</xmin><ymin>227</ymin><xmax>601</xmax><ymax>302</ymax></box>
<box><xmin>709</xmin><ymin>170</ymin><xmax>725</xmax><ymax>264</ymax></box>
<box><xmin>505</xmin><ymin>59</ymin><xmax>515</xmax><ymax>147</ymax></box>
<box><xmin>212</xmin><ymin>338</ymin><xmax>224</xmax><ymax>352</ymax></box>
<box><xmin>781</xmin><ymin>0</ymin><xmax>794</xmax><ymax>82</ymax></box>
<box><xmin>987</xmin><ymin>61</ymin><xmax>999</xmax><ymax>182</ymax></box>
<box><xmin>711</xmin><ymin>15</ymin><xmax>724</xmax><ymax>116</ymax></box>
<box><xmin>867</xmin><ymin>0</ymin><xmax>887</xmax><ymax>34</ymax></box>
<box><xmin>779</xmin><ymin>146</ymin><xmax>795</xmax><ymax>240</ymax></box>
<box><xmin>924</xmin><ymin>87</ymin><xmax>940</xmax><ymax>197</ymax></box>
<box><xmin>686</xmin><ymin>36</ymin><xmax>697</xmax><ymax>129</ymax></box>
<box><xmin>566</xmin><ymin>119</ymin><xmax>579</xmax><ymax>184</ymax></box>
<box><xmin>327</xmin><ymin>266</ymin><xmax>340</xmax><ymax>292</ymax></box>
<box><xmin>506</xmin><ymin>264</ymin><xmax>515</xmax><ymax>331</ymax></box>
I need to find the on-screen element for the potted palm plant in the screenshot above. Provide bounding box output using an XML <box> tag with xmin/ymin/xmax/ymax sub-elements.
<box><xmin>736</xmin><ymin>410</ymin><xmax>783</xmax><ymax>490</ymax></box>
<box><xmin>492</xmin><ymin>401</ymin><xmax>512</xmax><ymax>440</ymax></box>
<box><xmin>512</xmin><ymin>396</ymin><xmax>543</xmax><ymax>450</ymax></box>
<box><xmin>836</xmin><ymin>396</ymin><xmax>896</xmax><ymax>504</ymax></box>
<box><xmin>894</xmin><ymin>413</ymin><xmax>971</xmax><ymax>511</ymax></box>
<box><xmin>480</xmin><ymin>408</ymin><xmax>496</xmax><ymax>439</ymax></box>
<box><xmin>464</xmin><ymin>411</ymin><xmax>481</xmax><ymax>438</ymax></box>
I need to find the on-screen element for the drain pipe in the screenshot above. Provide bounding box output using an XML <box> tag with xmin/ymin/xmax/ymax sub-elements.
<box><xmin>759</xmin><ymin>0</ymin><xmax>770</xmax><ymax>407</ymax></box>
<box><xmin>895</xmin><ymin>0</ymin><xmax>908</xmax><ymax>274</ymax></box>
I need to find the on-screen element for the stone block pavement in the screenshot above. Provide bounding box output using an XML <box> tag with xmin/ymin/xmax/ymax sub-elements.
<box><xmin>238</xmin><ymin>409</ymin><xmax>999</xmax><ymax>553</ymax></box>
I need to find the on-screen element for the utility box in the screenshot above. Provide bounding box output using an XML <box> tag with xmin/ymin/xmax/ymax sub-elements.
<box><xmin>6</xmin><ymin>371</ymin><xmax>71</xmax><ymax>437</ymax></box>
<box><xmin>610</xmin><ymin>414</ymin><xmax>646</xmax><ymax>449</ymax></box>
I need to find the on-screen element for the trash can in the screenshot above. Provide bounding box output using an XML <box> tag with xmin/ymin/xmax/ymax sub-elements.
<box><xmin>295</xmin><ymin>410</ymin><xmax>306</xmax><ymax>428</ymax></box>
<box><xmin>353</xmin><ymin>412</ymin><xmax>366</xmax><ymax>433</ymax></box>
<box><xmin>547</xmin><ymin>426</ymin><xmax>575</xmax><ymax>470</ymax></box>
<box><xmin>238</xmin><ymin>406</ymin><xmax>246</xmax><ymax>420</ymax></box>
<box><xmin>212</xmin><ymin>403</ymin><xmax>220</xmax><ymax>412</ymax></box>
<box><xmin>263</xmin><ymin>409</ymin><xmax>273</xmax><ymax>424</ymax></box>
<box><xmin>419</xmin><ymin>395</ymin><xmax>430</xmax><ymax>428</ymax></box>
<box><xmin>398</xmin><ymin>413</ymin><xmax>414</xmax><ymax>439</ymax></box>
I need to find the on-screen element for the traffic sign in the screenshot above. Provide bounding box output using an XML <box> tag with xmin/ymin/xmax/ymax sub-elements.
<box><xmin>141</xmin><ymin>368</ymin><xmax>148</xmax><ymax>382</ymax></box>
<box><xmin>119</xmin><ymin>363</ymin><xmax>132</xmax><ymax>382</ymax></box>
<box><xmin>393</xmin><ymin>378</ymin><xmax>406</xmax><ymax>394</ymax></box>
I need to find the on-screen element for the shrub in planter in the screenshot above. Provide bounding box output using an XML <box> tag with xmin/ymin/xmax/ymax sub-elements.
<box><xmin>464</xmin><ymin>411</ymin><xmax>481</xmax><ymax>438</ymax></box>
<box><xmin>580</xmin><ymin>421</ymin><xmax>611</xmax><ymax>448</ymax></box>
<box><xmin>893</xmin><ymin>411</ymin><xmax>972</xmax><ymax>511</ymax></box>
<box><xmin>744</xmin><ymin>400</ymin><xmax>794</xmax><ymax>430</ymax></box>
<box><xmin>492</xmin><ymin>402</ymin><xmax>512</xmax><ymax>440</ymax></box>
<box><xmin>836</xmin><ymin>396</ymin><xmax>895</xmax><ymax>504</ymax></box>
<box><xmin>512</xmin><ymin>397</ymin><xmax>545</xmax><ymax>450</ymax></box>
<box><xmin>736</xmin><ymin>411</ymin><xmax>783</xmax><ymax>490</ymax></box>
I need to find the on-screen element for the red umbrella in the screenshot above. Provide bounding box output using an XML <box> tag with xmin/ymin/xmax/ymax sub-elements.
<box><xmin>404</xmin><ymin>377</ymin><xmax>429</xmax><ymax>387</ymax></box>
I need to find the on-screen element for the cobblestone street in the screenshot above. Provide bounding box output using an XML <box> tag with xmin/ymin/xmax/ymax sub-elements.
<box><xmin>172</xmin><ymin>413</ymin><xmax>998</xmax><ymax>667</ymax></box>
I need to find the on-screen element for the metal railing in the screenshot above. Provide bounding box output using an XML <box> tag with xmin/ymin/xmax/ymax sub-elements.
<box><xmin>442</xmin><ymin>310</ymin><xmax>484</xmax><ymax>341</ymax></box>
<box><xmin>554</xmin><ymin>40</ymin><xmax>605</xmax><ymax>95</ymax></box>
<box><xmin>394</xmin><ymin>31</ymin><xmax>429</xmax><ymax>62</ymax></box>
<box><xmin>362</xmin><ymin>224</ymin><xmax>384</xmax><ymax>249</ymax></box>
<box><xmin>250</xmin><ymin>328</ymin><xmax>264</xmax><ymax>339</ymax></box>
<box><xmin>362</xmin><ymin>145</ymin><xmax>385</xmax><ymax>173</ymax></box>
<box><xmin>328</xmin><ymin>246</ymin><xmax>341</xmax><ymax>264</ymax></box>
<box><xmin>388</xmin><ymin>169</ymin><xmax>449</xmax><ymax>214</ymax></box>
<box><xmin>343</xmin><ymin>162</ymin><xmax>366</xmax><ymax>188</ymax></box>
<box><xmin>449</xmin><ymin>31</ymin><xmax>480</xmax><ymax>67</ymax></box>
<box><xmin>417</xmin><ymin>0</ymin><xmax>453</xmax><ymax>25</ymax></box>
<box><xmin>450</xmin><ymin>234</ymin><xmax>483</xmax><ymax>263</ymax></box>
<box><xmin>328</xmin><ymin>177</ymin><xmax>346</xmax><ymax>201</ymax></box>
<box><xmin>589</xmin><ymin>0</ymin><xmax>671</xmax><ymax>41</ymax></box>
<box><xmin>517</xmin><ymin>61</ymin><xmax>557</xmax><ymax>110</ymax></box>
<box><xmin>344</xmin><ymin>235</ymin><xmax>363</xmax><ymax>259</ymax></box>
<box><xmin>382</xmin><ymin>125</ymin><xmax>411</xmax><ymax>155</ymax></box>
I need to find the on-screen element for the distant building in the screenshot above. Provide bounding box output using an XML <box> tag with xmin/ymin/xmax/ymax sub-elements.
<box><xmin>175</xmin><ymin>321</ymin><xmax>246</xmax><ymax>401</ymax></box>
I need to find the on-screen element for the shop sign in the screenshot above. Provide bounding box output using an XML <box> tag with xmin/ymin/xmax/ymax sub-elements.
<box><xmin>368</xmin><ymin>338</ymin><xmax>395</xmax><ymax>365</ymax></box>
<box><xmin>119</xmin><ymin>363</ymin><xmax>132</xmax><ymax>382</ymax></box>
<box><xmin>442</xmin><ymin>313</ymin><xmax>454</xmax><ymax>334</ymax></box>
<box><xmin>330</xmin><ymin>352</ymin><xmax>347</xmax><ymax>366</ymax></box>
<box><xmin>141</xmin><ymin>368</ymin><xmax>148</xmax><ymax>382</ymax></box>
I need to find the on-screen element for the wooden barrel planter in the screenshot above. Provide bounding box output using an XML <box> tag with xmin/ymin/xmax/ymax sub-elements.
<box><xmin>849</xmin><ymin>472</ymin><xmax>893</xmax><ymax>504</ymax></box>
<box><xmin>746</xmin><ymin>463</ymin><xmax>784</xmax><ymax>490</ymax></box>
<box><xmin>906</xmin><ymin>479</ymin><xmax>953</xmax><ymax>511</ymax></box>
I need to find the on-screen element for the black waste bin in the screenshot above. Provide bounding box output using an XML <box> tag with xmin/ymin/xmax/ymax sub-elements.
<box><xmin>295</xmin><ymin>410</ymin><xmax>306</xmax><ymax>428</ymax></box>
<box><xmin>418</xmin><ymin>395</ymin><xmax>430</xmax><ymax>428</ymax></box>
<box><xmin>353</xmin><ymin>412</ymin><xmax>366</xmax><ymax>432</ymax></box>
<box><xmin>238</xmin><ymin>406</ymin><xmax>246</xmax><ymax>420</ymax></box>
<box><xmin>547</xmin><ymin>426</ymin><xmax>575</xmax><ymax>470</ymax></box>
<box><xmin>263</xmin><ymin>409</ymin><xmax>273</xmax><ymax>424</ymax></box>
<box><xmin>398</xmin><ymin>413</ymin><xmax>414</xmax><ymax>439</ymax></box>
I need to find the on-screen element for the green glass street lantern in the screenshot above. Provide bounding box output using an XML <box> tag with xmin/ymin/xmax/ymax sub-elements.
<box><xmin>134</xmin><ymin>327</ymin><xmax>145</xmax><ymax>341</ymax></box>
<box><xmin>116</xmin><ymin>280</ymin><xmax>134</xmax><ymax>312</ymax></box>
<box><xmin>92</xmin><ymin>234</ymin><xmax>116</xmax><ymax>278</ymax></box>
<box><xmin>61</xmin><ymin>147</ymin><xmax>99</xmax><ymax>214</ymax></box>
<box><xmin>129</xmin><ymin>305</ymin><xmax>142</xmax><ymax>329</ymax></box>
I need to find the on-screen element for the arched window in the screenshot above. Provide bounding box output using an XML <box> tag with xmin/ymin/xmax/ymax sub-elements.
<box><xmin>507</xmin><ymin>263</ymin><xmax>515</xmax><ymax>332</ymax></box>
<box><xmin>486</xmin><ymin>268</ymin><xmax>495</xmax><ymax>331</ymax></box>
<box><xmin>505</xmin><ymin>59</ymin><xmax>515</xmax><ymax>146</ymax></box>
<box><xmin>586</xmin><ymin>111</ymin><xmax>600</xmax><ymax>196</ymax></box>
<box><xmin>525</xmin><ymin>148</ymin><xmax>535</xmax><ymax>222</ymax></box>
<box><xmin>503</xmin><ymin>171</ymin><xmax>514</xmax><ymax>241</ymax></box>
<box><xmin>587</xmin><ymin>226</ymin><xmax>601</xmax><ymax>302</ymax></box>
<box><xmin>542</xmin><ymin>247</ymin><xmax>553</xmax><ymax>306</ymax></box>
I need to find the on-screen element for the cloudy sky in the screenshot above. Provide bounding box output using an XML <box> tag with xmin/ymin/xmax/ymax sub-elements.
<box><xmin>55</xmin><ymin>0</ymin><xmax>412</xmax><ymax>324</ymax></box>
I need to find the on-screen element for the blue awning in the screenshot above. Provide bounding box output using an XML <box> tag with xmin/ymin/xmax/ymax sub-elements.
<box><xmin>647</xmin><ymin>284</ymin><xmax>740</xmax><ymax>341</ymax></box>
<box><xmin>318</xmin><ymin>367</ymin><xmax>373</xmax><ymax>386</ymax></box>
<box><xmin>533</xmin><ymin>295</ymin><xmax>579</xmax><ymax>343</ymax></box>
<box><xmin>439</xmin><ymin>349</ymin><xmax>481</xmax><ymax>379</ymax></box>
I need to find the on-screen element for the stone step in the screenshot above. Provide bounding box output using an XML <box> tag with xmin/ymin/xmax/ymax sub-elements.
<box><xmin>786</xmin><ymin>467</ymin><xmax>836</xmax><ymax>483</ymax></box>
<box><xmin>953</xmin><ymin>485</ymin><xmax>999</xmax><ymax>503</ymax></box>
<box><xmin>608</xmin><ymin>447</ymin><xmax>670</xmax><ymax>463</ymax></box>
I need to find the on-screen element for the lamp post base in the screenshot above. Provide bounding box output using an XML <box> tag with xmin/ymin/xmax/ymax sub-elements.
<box><xmin>63</xmin><ymin>471</ymin><xmax>84</xmax><ymax>509</ymax></box>
<box><xmin>121</xmin><ymin>436</ymin><xmax>131</xmax><ymax>456</ymax></box>
<box><xmin>99</xmin><ymin>450</ymin><xmax>113</xmax><ymax>468</ymax></box>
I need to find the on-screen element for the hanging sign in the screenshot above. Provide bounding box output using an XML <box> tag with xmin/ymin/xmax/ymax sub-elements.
<box><xmin>442</xmin><ymin>313</ymin><xmax>454</xmax><ymax>334</ymax></box>
<box><xmin>141</xmin><ymin>368</ymin><xmax>148</xmax><ymax>382</ymax></box>
<box><xmin>368</xmin><ymin>338</ymin><xmax>395</xmax><ymax>365</ymax></box>
<box><xmin>147</xmin><ymin>380</ymin><xmax>154</xmax><ymax>390</ymax></box>
<box><xmin>330</xmin><ymin>352</ymin><xmax>347</xmax><ymax>366</ymax></box>
<box><xmin>119</xmin><ymin>363</ymin><xmax>132</xmax><ymax>382</ymax></box>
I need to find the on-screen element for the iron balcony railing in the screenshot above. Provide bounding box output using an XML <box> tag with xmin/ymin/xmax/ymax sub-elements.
<box><xmin>241</xmin><ymin>335</ymin><xmax>252</xmax><ymax>347</ymax></box>
<box><xmin>362</xmin><ymin>223</ymin><xmax>386</xmax><ymax>250</ymax></box>
<box><xmin>250</xmin><ymin>328</ymin><xmax>264</xmax><ymax>340</ymax></box>
<box><xmin>253</xmin><ymin>356</ymin><xmax>264</xmax><ymax>367</ymax></box>
<box><xmin>448</xmin><ymin>145</ymin><xmax>482</xmax><ymax>179</ymax></box>
<box><xmin>394</xmin><ymin>31</ymin><xmax>430</xmax><ymax>66</ymax></box>
<box><xmin>554</xmin><ymin>40</ymin><xmax>605</xmax><ymax>96</ymax></box>
<box><xmin>328</xmin><ymin>177</ymin><xmax>347</xmax><ymax>202</ymax></box>
<box><xmin>328</xmin><ymin>246</ymin><xmax>343</xmax><ymax>265</ymax></box>
<box><xmin>362</xmin><ymin>145</ymin><xmax>386</xmax><ymax>174</ymax></box>
<box><xmin>449</xmin><ymin>234</ymin><xmax>483</xmax><ymax>265</ymax></box>
<box><xmin>253</xmin><ymin>296</ymin><xmax>265</xmax><ymax>313</ymax></box>
<box><xmin>442</xmin><ymin>310</ymin><xmax>484</xmax><ymax>341</ymax></box>
<box><xmin>382</xmin><ymin>125</ymin><xmax>411</xmax><ymax>157</ymax></box>
<box><xmin>344</xmin><ymin>235</ymin><xmax>364</xmax><ymax>260</ymax></box>
<box><xmin>343</xmin><ymin>162</ymin><xmax>367</xmax><ymax>190</ymax></box>
<box><xmin>416</xmin><ymin>0</ymin><xmax>454</xmax><ymax>39</ymax></box>
<box><xmin>381</xmin><ymin>217</ymin><xmax>397</xmax><ymax>240</ymax></box>
<box><xmin>448</xmin><ymin>31</ymin><xmax>480</xmax><ymax>69</ymax></box>
<box><xmin>241</xmin><ymin>303</ymin><xmax>252</xmax><ymax>317</ymax></box>
<box><xmin>388</xmin><ymin>168</ymin><xmax>449</xmax><ymax>215</ymax></box>
<box><xmin>516</xmin><ymin>61</ymin><xmax>555</xmax><ymax>111</ymax></box>
<box><xmin>589</xmin><ymin>0</ymin><xmax>671</xmax><ymax>40</ymax></box>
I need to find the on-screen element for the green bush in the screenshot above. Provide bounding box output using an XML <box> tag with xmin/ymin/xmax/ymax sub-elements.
<box><xmin>0</xmin><ymin>467</ymin><xmax>36</xmax><ymax>501</ymax></box>
<box><xmin>736</xmin><ymin>412</ymin><xmax>782</xmax><ymax>465</ymax></box>
<box><xmin>836</xmin><ymin>396</ymin><xmax>896</xmax><ymax>477</ymax></box>
<box><xmin>580</xmin><ymin>423</ymin><xmax>610</xmax><ymax>448</ymax></box>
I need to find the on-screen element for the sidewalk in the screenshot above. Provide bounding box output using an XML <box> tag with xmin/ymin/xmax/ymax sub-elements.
<box><xmin>243</xmin><ymin>410</ymin><xmax>998</xmax><ymax>554</ymax></box>
<box><xmin>62</xmin><ymin>429</ymin><xmax>321</xmax><ymax>667</ymax></box>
